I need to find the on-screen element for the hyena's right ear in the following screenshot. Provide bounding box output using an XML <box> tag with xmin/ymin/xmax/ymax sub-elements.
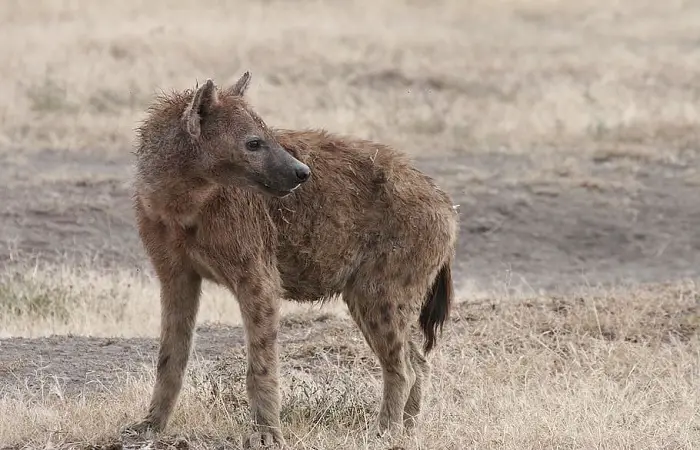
<box><xmin>182</xmin><ymin>78</ymin><xmax>219</xmax><ymax>139</ymax></box>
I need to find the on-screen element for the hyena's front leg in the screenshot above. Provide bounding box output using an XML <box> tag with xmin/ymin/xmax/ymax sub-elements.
<box><xmin>125</xmin><ymin>267</ymin><xmax>202</xmax><ymax>434</ymax></box>
<box><xmin>235</xmin><ymin>268</ymin><xmax>284</xmax><ymax>448</ymax></box>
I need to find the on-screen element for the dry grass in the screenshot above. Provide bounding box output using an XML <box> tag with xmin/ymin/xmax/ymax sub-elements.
<box><xmin>2</xmin><ymin>0</ymin><xmax>700</xmax><ymax>158</ymax></box>
<box><xmin>1</xmin><ymin>281</ymin><xmax>698</xmax><ymax>449</ymax></box>
<box><xmin>0</xmin><ymin>264</ymin><xmax>344</xmax><ymax>339</ymax></box>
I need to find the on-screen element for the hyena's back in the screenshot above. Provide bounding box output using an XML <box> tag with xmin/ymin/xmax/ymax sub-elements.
<box><xmin>264</xmin><ymin>129</ymin><xmax>458</xmax><ymax>304</ymax></box>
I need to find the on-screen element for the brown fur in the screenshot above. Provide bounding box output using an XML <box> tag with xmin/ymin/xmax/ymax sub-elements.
<box><xmin>124</xmin><ymin>73</ymin><xmax>458</xmax><ymax>447</ymax></box>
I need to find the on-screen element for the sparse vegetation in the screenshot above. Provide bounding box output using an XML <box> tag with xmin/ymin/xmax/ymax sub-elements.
<box><xmin>2</xmin><ymin>0</ymin><xmax>700</xmax><ymax>157</ymax></box>
<box><xmin>0</xmin><ymin>274</ymin><xmax>75</xmax><ymax>323</ymax></box>
<box><xmin>0</xmin><ymin>281</ymin><xmax>698</xmax><ymax>449</ymax></box>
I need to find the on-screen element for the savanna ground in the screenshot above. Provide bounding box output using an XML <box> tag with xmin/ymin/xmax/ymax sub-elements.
<box><xmin>1</xmin><ymin>0</ymin><xmax>699</xmax><ymax>448</ymax></box>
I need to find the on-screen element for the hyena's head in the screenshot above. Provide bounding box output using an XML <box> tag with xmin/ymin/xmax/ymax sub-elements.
<box><xmin>178</xmin><ymin>72</ymin><xmax>310</xmax><ymax>197</ymax></box>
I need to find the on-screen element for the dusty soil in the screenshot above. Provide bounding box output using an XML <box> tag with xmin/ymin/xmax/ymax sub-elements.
<box><xmin>3</xmin><ymin>147</ymin><xmax>700</xmax><ymax>292</ymax></box>
<box><xmin>0</xmin><ymin>312</ymin><xmax>365</xmax><ymax>397</ymax></box>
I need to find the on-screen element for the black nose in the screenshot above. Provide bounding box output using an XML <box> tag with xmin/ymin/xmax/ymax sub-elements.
<box><xmin>295</xmin><ymin>164</ymin><xmax>311</xmax><ymax>182</ymax></box>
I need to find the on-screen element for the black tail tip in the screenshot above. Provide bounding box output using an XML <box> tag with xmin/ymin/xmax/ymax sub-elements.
<box><xmin>419</xmin><ymin>263</ymin><xmax>453</xmax><ymax>354</ymax></box>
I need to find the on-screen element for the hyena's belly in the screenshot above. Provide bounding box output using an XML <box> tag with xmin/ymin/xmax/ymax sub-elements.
<box><xmin>277</xmin><ymin>248</ymin><xmax>361</xmax><ymax>303</ymax></box>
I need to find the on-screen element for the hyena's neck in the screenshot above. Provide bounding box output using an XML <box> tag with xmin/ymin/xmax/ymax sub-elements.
<box><xmin>135</xmin><ymin>176</ymin><xmax>220</xmax><ymax>228</ymax></box>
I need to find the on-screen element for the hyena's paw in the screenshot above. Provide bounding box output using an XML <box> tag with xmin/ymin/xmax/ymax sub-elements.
<box><xmin>370</xmin><ymin>422</ymin><xmax>410</xmax><ymax>450</ymax></box>
<box><xmin>120</xmin><ymin>418</ymin><xmax>161</xmax><ymax>438</ymax></box>
<box><xmin>242</xmin><ymin>431</ymin><xmax>284</xmax><ymax>449</ymax></box>
<box><xmin>402</xmin><ymin>412</ymin><xmax>418</xmax><ymax>433</ymax></box>
<box><xmin>372</xmin><ymin>419</ymin><xmax>404</xmax><ymax>440</ymax></box>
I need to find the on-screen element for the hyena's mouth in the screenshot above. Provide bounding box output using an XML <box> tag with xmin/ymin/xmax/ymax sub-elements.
<box><xmin>260</xmin><ymin>182</ymin><xmax>299</xmax><ymax>198</ymax></box>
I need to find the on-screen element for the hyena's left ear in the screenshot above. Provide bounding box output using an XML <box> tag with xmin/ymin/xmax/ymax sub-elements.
<box><xmin>230</xmin><ymin>71</ymin><xmax>252</xmax><ymax>97</ymax></box>
<box><xmin>182</xmin><ymin>78</ymin><xmax>219</xmax><ymax>139</ymax></box>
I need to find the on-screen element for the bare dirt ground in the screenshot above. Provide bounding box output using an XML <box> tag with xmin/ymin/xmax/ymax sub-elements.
<box><xmin>4</xmin><ymin>145</ymin><xmax>700</xmax><ymax>293</ymax></box>
<box><xmin>1</xmin><ymin>0</ymin><xmax>700</xmax><ymax>449</ymax></box>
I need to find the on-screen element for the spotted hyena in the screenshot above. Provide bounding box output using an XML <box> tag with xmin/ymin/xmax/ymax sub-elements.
<box><xmin>125</xmin><ymin>72</ymin><xmax>458</xmax><ymax>448</ymax></box>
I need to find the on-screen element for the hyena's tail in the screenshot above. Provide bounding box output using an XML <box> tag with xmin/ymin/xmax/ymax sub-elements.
<box><xmin>418</xmin><ymin>262</ymin><xmax>453</xmax><ymax>354</ymax></box>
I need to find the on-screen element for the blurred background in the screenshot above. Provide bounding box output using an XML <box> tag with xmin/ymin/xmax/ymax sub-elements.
<box><xmin>3</xmin><ymin>0</ymin><xmax>700</xmax><ymax>293</ymax></box>
<box><xmin>3</xmin><ymin>0</ymin><xmax>700</xmax><ymax>152</ymax></box>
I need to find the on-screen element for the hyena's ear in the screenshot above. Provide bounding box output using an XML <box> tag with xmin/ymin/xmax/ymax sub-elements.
<box><xmin>230</xmin><ymin>71</ymin><xmax>252</xmax><ymax>97</ymax></box>
<box><xmin>182</xmin><ymin>78</ymin><xmax>218</xmax><ymax>139</ymax></box>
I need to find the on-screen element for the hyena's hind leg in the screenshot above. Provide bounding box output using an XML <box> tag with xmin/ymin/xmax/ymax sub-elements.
<box><xmin>403</xmin><ymin>339</ymin><xmax>430</xmax><ymax>429</ymax></box>
<box><xmin>344</xmin><ymin>289</ymin><xmax>415</xmax><ymax>435</ymax></box>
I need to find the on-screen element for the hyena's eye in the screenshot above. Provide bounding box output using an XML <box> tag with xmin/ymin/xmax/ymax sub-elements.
<box><xmin>245</xmin><ymin>138</ymin><xmax>263</xmax><ymax>151</ymax></box>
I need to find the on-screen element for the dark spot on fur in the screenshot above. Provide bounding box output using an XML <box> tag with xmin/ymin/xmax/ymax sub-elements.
<box><xmin>238</xmin><ymin>273</ymin><xmax>251</xmax><ymax>288</ymax></box>
<box><xmin>368</xmin><ymin>319</ymin><xmax>379</xmax><ymax>330</ymax></box>
<box><xmin>248</xmin><ymin>364</ymin><xmax>269</xmax><ymax>377</ymax></box>
<box><xmin>251</xmin><ymin>309</ymin><xmax>262</xmax><ymax>326</ymax></box>
<box><xmin>248</xmin><ymin>281</ymin><xmax>263</xmax><ymax>298</ymax></box>
<box><xmin>263</xmin><ymin>304</ymin><xmax>275</xmax><ymax>317</ymax></box>
<box><xmin>366</xmin><ymin>231</ymin><xmax>381</xmax><ymax>247</ymax></box>
<box><xmin>388</xmin><ymin>346</ymin><xmax>400</xmax><ymax>360</ymax></box>
<box><xmin>256</xmin><ymin>336</ymin><xmax>269</xmax><ymax>349</ymax></box>
<box><xmin>386</xmin><ymin>330</ymin><xmax>396</xmax><ymax>342</ymax></box>
<box><xmin>373</xmin><ymin>167</ymin><xmax>388</xmax><ymax>185</ymax></box>
<box><xmin>254</xmin><ymin>330</ymin><xmax>277</xmax><ymax>349</ymax></box>
<box><xmin>157</xmin><ymin>353</ymin><xmax>170</xmax><ymax>373</ymax></box>
<box><xmin>184</xmin><ymin>224</ymin><xmax>197</xmax><ymax>238</ymax></box>
<box><xmin>238</xmin><ymin>253</ymin><xmax>253</xmax><ymax>267</ymax></box>
<box><xmin>380</xmin><ymin>303</ymin><xmax>393</xmax><ymax>324</ymax></box>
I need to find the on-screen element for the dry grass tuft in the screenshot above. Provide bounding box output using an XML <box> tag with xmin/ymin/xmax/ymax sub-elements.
<box><xmin>0</xmin><ymin>264</ymin><xmax>340</xmax><ymax>339</ymax></box>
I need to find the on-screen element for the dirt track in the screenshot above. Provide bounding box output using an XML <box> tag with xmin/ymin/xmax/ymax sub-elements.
<box><xmin>3</xmin><ymin>148</ymin><xmax>700</xmax><ymax>292</ymax></box>
<box><xmin>0</xmin><ymin>313</ymin><xmax>367</xmax><ymax>397</ymax></box>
